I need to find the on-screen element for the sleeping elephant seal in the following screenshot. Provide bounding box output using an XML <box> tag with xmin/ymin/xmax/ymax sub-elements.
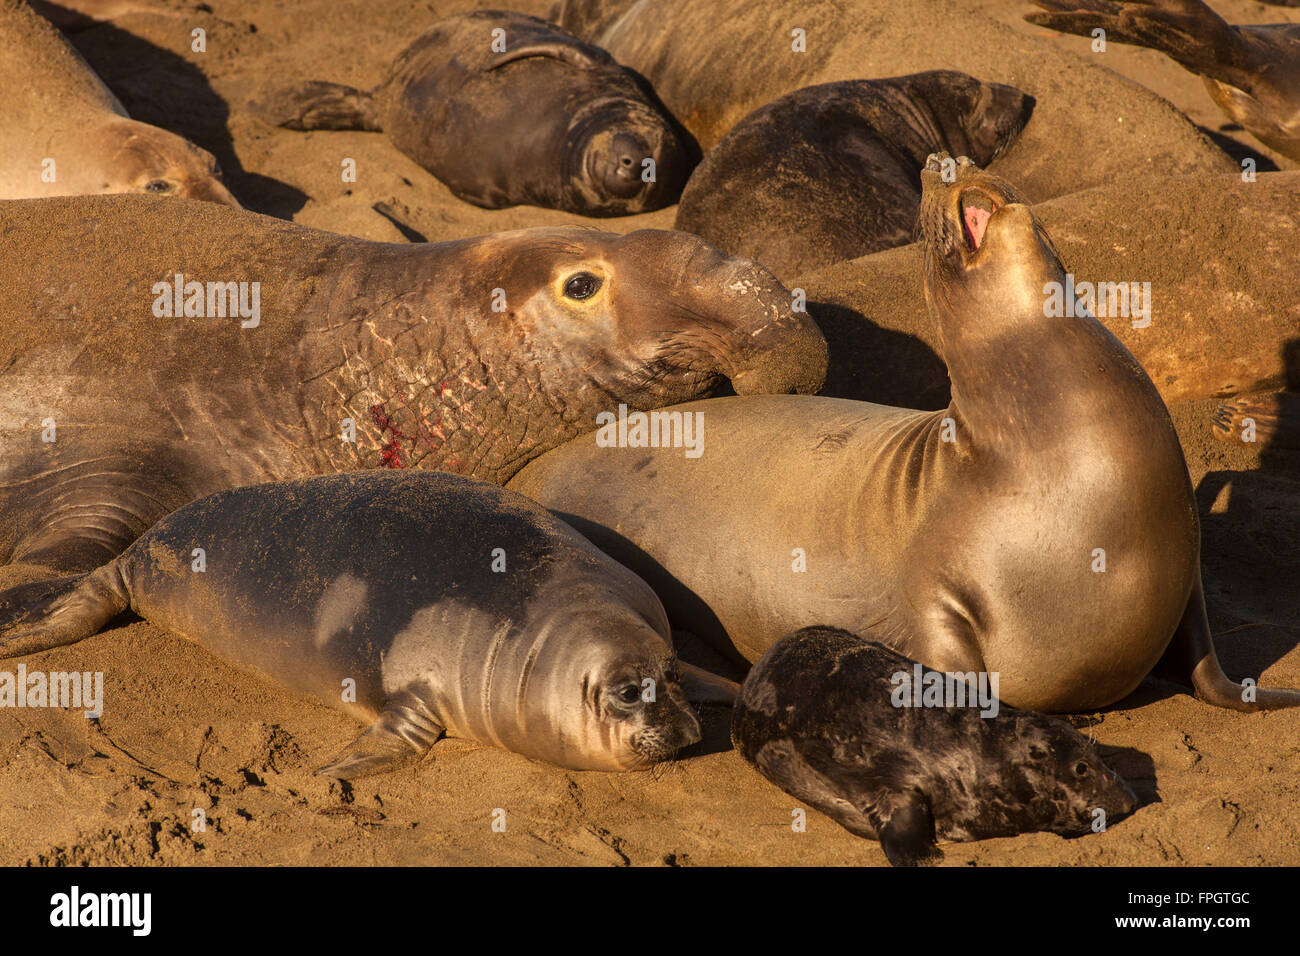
<box><xmin>0</xmin><ymin>195</ymin><xmax>826</xmax><ymax>574</ymax></box>
<box><xmin>674</xmin><ymin>72</ymin><xmax>1032</xmax><ymax>279</ymax></box>
<box><xmin>261</xmin><ymin>10</ymin><xmax>696</xmax><ymax>216</ymax></box>
<box><xmin>0</xmin><ymin>0</ymin><xmax>238</xmax><ymax>204</ymax></box>
<box><xmin>512</xmin><ymin>154</ymin><xmax>1300</xmax><ymax>714</ymax></box>
<box><xmin>0</xmin><ymin>472</ymin><xmax>737</xmax><ymax>775</ymax></box>
<box><xmin>1027</xmin><ymin>0</ymin><xmax>1300</xmax><ymax>163</ymax></box>
<box><xmin>733</xmin><ymin>627</ymin><xmax>1138</xmax><ymax>866</ymax></box>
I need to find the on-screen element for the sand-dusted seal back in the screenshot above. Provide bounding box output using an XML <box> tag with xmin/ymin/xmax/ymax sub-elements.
<box><xmin>0</xmin><ymin>0</ymin><xmax>238</xmax><ymax>204</ymax></box>
<box><xmin>674</xmin><ymin>72</ymin><xmax>1032</xmax><ymax>279</ymax></box>
<box><xmin>1028</xmin><ymin>0</ymin><xmax>1300</xmax><ymax>162</ymax></box>
<box><xmin>733</xmin><ymin>627</ymin><xmax>1138</xmax><ymax>865</ymax></box>
<box><xmin>262</xmin><ymin>9</ymin><xmax>696</xmax><ymax>215</ymax></box>
<box><xmin>0</xmin><ymin>472</ymin><xmax>743</xmax><ymax>775</ymax></box>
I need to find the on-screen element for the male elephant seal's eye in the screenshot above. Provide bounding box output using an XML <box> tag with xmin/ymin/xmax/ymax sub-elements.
<box><xmin>617</xmin><ymin>683</ymin><xmax>641</xmax><ymax>704</ymax></box>
<box><xmin>144</xmin><ymin>180</ymin><xmax>172</xmax><ymax>193</ymax></box>
<box><xmin>563</xmin><ymin>273</ymin><xmax>601</xmax><ymax>300</ymax></box>
<box><xmin>1074</xmin><ymin>761</ymin><xmax>1090</xmax><ymax>777</ymax></box>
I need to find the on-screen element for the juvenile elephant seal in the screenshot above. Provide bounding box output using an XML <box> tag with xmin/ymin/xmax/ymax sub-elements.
<box><xmin>0</xmin><ymin>196</ymin><xmax>827</xmax><ymax>574</ymax></box>
<box><xmin>512</xmin><ymin>155</ymin><xmax>1300</xmax><ymax>713</ymax></box>
<box><xmin>733</xmin><ymin>627</ymin><xmax>1139</xmax><ymax>866</ymax></box>
<box><xmin>674</xmin><ymin>72</ymin><xmax>1032</xmax><ymax>279</ymax></box>
<box><xmin>0</xmin><ymin>0</ymin><xmax>238</xmax><ymax>204</ymax></box>
<box><xmin>1028</xmin><ymin>0</ymin><xmax>1300</xmax><ymax>162</ymax></box>
<box><xmin>0</xmin><ymin>472</ymin><xmax>734</xmax><ymax>775</ymax></box>
<box><xmin>263</xmin><ymin>10</ymin><xmax>695</xmax><ymax>216</ymax></box>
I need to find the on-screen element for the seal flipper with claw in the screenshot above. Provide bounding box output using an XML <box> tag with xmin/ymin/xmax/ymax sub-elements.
<box><xmin>316</xmin><ymin>692</ymin><xmax>446</xmax><ymax>779</ymax></box>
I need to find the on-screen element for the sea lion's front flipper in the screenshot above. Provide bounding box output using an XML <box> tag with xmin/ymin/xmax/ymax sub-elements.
<box><xmin>678</xmin><ymin>661</ymin><xmax>740</xmax><ymax>705</ymax></box>
<box><xmin>315</xmin><ymin>695</ymin><xmax>445</xmax><ymax>779</ymax></box>
<box><xmin>873</xmin><ymin>790</ymin><xmax>943</xmax><ymax>868</ymax></box>
<box><xmin>255</xmin><ymin>80</ymin><xmax>382</xmax><ymax>132</ymax></box>
<box><xmin>0</xmin><ymin>567</ymin><xmax>129</xmax><ymax>659</ymax></box>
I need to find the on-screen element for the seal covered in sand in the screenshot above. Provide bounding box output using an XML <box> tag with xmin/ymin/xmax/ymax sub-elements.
<box><xmin>674</xmin><ymin>72</ymin><xmax>1032</xmax><ymax>279</ymax></box>
<box><xmin>0</xmin><ymin>0</ymin><xmax>238</xmax><ymax>204</ymax></box>
<box><xmin>1028</xmin><ymin>0</ymin><xmax>1300</xmax><ymax>162</ymax></box>
<box><xmin>263</xmin><ymin>9</ymin><xmax>696</xmax><ymax>216</ymax></box>
<box><xmin>0</xmin><ymin>472</ymin><xmax>726</xmax><ymax>775</ymax></box>
<box><xmin>733</xmin><ymin>627</ymin><xmax>1139</xmax><ymax>866</ymax></box>
<box><xmin>0</xmin><ymin>196</ymin><xmax>827</xmax><ymax>573</ymax></box>
<box><xmin>511</xmin><ymin>155</ymin><xmax>1300</xmax><ymax>713</ymax></box>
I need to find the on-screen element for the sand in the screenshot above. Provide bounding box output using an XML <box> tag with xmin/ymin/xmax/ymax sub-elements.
<box><xmin>2</xmin><ymin>0</ymin><xmax>1298</xmax><ymax>865</ymax></box>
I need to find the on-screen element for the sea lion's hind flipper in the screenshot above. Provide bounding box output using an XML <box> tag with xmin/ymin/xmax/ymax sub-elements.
<box><xmin>678</xmin><ymin>661</ymin><xmax>739</xmax><ymax>705</ymax></box>
<box><xmin>254</xmin><ymin>81</ymin><xmax>382</xmax><ymax>132</ymax></box>
<box><xmin>0</xmin><ymin>567</ymin><xmax>130</xmax><ymax>659</ymax></box>
<box><xmin>315</xmin><ymin>696</ymin><xmax>444</xmax><ymax>779</ymax></box>
<box><xmin>872</xmin><ymin>790</ymin><xmax>942</xmax><ymax>868</ymax></box>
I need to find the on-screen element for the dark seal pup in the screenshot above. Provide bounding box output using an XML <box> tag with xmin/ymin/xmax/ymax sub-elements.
<box><xmin>732</xmin><ymin>627</ymin><xmax>1139</xmax><ymax>866</ymax></box>
<box><xmin>0</xmin><ymin>472</ymin><xmax>738</xmax><ymax>776</ymax></box>
<box><xmin>674</xmin><ymin>72</ymin><xmax>1032</xmax><ymax>279</ymax></box>
<box><xmin>511</xmin><ymin>155</ymin><xmax>1300</xmax><ymax>713</ymax></box>
<box><xmin>263</xmin><ymin>10</ymin><xmax>696</xmax><ymax>215</ymax></box>
<box><xmin>0</xmin><ymin>196</ymin><xmax>827</xmax><ymax>574</ymax></box>
<box><xmin>1028</xmin><ymin>0</ymin><xmax>1300</xmax><ymax>162</ymax></box>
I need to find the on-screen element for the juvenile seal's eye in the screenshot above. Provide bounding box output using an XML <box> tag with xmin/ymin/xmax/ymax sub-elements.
<box><xmin>1074</xmin><ymin>761</ymin><xmax>1090</xmax><ymax>777</ymax></box>
<box><xmin>616</xmin><ymin>683</ymin><xmax>641</xmax><ymax>704</ymax></box>
<box><xmin>144</xmin><ymin>180</ymin><xmax>173</xmax><ymax>193</ymax></box>
<box><xmin>563</xmin><ymin>272</ymin><xmax>601</xmax><ymax>300</ymax></box>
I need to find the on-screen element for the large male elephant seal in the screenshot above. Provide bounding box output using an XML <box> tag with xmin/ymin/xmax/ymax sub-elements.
<box><xmin>0</xmin><ymin>472</ymin><xmax>734</xmax><ymax>775</ymax></box>
<box><xmin>0</xmin><ymin>0</ymin><xmax>238</xmax><ymax>205</ymax></box>
<box><xmin>733</xmin><ymin>627</ymin><xmax>1138</xmax><ymax>866</ymax></box>
<box><xmin>511</xmin><ymin>155</ymin><xmax>1300</xmax><ymax>714</ymax></box>
<box><xmin>0</xmin><ymin>196</ymin><xmax>826</xmax><ymax>574</ymax></box>
<box><xmin>262</xmin><ymin>10</ymin><xmax>696</xmax><ymax>216</ymax></box>
<box><xmin>592</xmin><ymin>0</ymin><xmax>1233</xmax><ymax>201</ymax></box>
<box><xmin>1028</xmin><ymin>0</ymin><xmax>1300</xmax><ymax>162</ymax></box>
<box><xmin>674</xmin><ymin>72</ymin><xmax>1032</xmax><ymax>279</ymax></box>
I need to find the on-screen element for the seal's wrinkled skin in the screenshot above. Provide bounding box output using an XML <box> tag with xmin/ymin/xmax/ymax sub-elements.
<box><xmin>733</xmin><ymin>627</ymin><xmax>1139</xmax><ymax>866</ymax></box>
<box><xmin>262</xmin><ymin>10</ymin><xmax>696</xmax><ymax>215</ymax></box>
<box><xmin>0</xmin><ymin>473</ymin><xmax>730</xmax><ymax>775</ymax></box>
<box><xmin>1027</xmin><ymin>0</ymin><xmax>1300</xmax><ymax>162</ymax></box>
<box><xmin>0</xmin><ymin>196</ymin><xmax>827</xmax><ymax>573</ymax></box>
<box><xmin>512</xmin><ymin>155</ymin><xmax>1300</xmax><ymax>713</ymax></box>
<box><xmin>0</xmin><ymin>0</ymin><xmax>239</xmax><ymax>205</ymax></box>
<box><xmin>674</xmin><ymin>72</ymin><xmax>1032</xmax><ymax>279</ymax></box>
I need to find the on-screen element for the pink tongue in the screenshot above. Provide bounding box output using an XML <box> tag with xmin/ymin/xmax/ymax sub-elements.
<box><xmin>964</xmin><ymin>205</ymin><xmax>991</xmax><ymax>250</ymax></box>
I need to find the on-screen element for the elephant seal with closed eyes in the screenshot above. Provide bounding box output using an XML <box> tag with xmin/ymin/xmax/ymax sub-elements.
<box><xmin>0</xmin><ymin>472</ymin><xmax>738</xmax><ymax>775</ymax></box>
<box><xmin>262</xmin><ymin>9</ymin><xmax>696</xmax><ymax>216</ymax></box>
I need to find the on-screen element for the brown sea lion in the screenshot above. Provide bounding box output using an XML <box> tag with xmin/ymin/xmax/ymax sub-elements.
<box><xmin>0</xmin><ymin>0</ymin><xmax>238</xmax><ymax>205</ymax></box>
<box><xmin>592</xmin><ymin>0</ymin><xmax>1234</xmax><ymax>201</ymax></box>
<box><xmin>673</xmin><ymin>73</ymin><xmax>1032</xmax><ymax>280</ymax></box>
<box><xmin>0</xmin><ymin>195</ymin><xmax>827</xmax><ymax>573</ymax></box>
<box><xmin>261</xmin><ymin>10</ymin><xmax>696</xmax><ymax>216</ymax></box>
<box><xmin>798</xmin><ymin>170</ymin><xmax>1300</xmax><ymax>409</ymax></box>
<box><xmin>1027</xmin><ymin>0</ymin><xmax>1300</xmax><ymax>162</ymax></box>
<box><xmin>511</xmin><ymin>154</ymin><xmax>1300</xmax><ymax>714</ymax></box>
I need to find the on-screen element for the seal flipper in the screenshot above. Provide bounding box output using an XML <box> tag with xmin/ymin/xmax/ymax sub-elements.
<box><xmin>315</xmin><ymin>693</ymin><xmax>444</xmax><ymax>779</ymax></box>
<box><xmin>257</xmin><ymin>81</ymin><xmax>382</xmax><ymax>132</ymax></box>
<box><xmin>1212</xmin><ymin>392</ymin><xmax>1299</xmax><ymax>449</ymax></box>
<box><xmin>678</xmin><ymin>661</ymin><xmax>740</xmax><ymax>705</ymax></box>
<box><xmin>872</xmin><ymin>791</ymin><xmax>943</xmax><ymax>868</ymax></box>
<box><xmin>0</xmin><ymin>566</ymin><xmax>129</xmax><ymax>659</ymax></box>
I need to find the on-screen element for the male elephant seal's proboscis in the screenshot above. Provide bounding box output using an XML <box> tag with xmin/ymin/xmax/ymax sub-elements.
<box><xmin>511</xmin><ymin>154</ymin><xmax>1300</xmax><ymax>714</ymax></box>
<box><xmin>733</xmin><ymin>627</ymin><xmax>1139</xmax><ymax>866</ymax></box>
<box><xmin>1027</xmin><ymin>0</ymin><xmax>1300</xmax><ymax>162</ymax></box>
<box><xmin>674</xmin><ymin>72</ymin><xmax>1032</xmax><ymax>279</ymax></box>
<box><xmin>0</xmin><ymin>0</ymin><xmax>238</xmax><ymax>204</ymax></box>
<box><xmin>262</xmin><ymin>10</ymin><xmax>696</xmax><ymax>215</ymax></box>
<box><xmin>0</xmin><ymin>473</ymin><xmax>741</xmax><ymax>776</ymax></box>
<box><xmin>0</xmin><ymin>196</ymin><xmax>827</xmax><ymax>574</ymax></box>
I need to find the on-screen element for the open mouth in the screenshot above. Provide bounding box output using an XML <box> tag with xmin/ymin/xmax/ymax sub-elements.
<box><xmin>960</xmin><ymin>188</ymin><xmax>998</xmax><ymax>253</ymax></box>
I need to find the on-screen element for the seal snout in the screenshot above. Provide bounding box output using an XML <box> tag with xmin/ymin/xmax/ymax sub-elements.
<box><xmin>597</xmin><ymin>131</ymin><xmax>655</xmax><ymax>199</ymax></box>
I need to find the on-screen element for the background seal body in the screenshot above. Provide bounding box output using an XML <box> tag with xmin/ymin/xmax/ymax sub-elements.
<box><xmin>733</xmin><ymin>626</ymin><xmax>1138</xmax><ymax>866</ymax></box>
<box><xmin>0</xmin><ymin>472</ymin><xmax>710</xmax><ymax>775</ymax></box>
<box><xmin>263</xmin><ymin>9</ymin><xmax>696</xmax><ymax>215</ymax></box>
<box><xmin>0</xmin><ymin>196</ymin><xmax>827</xmax><ymax>573</ymax></box>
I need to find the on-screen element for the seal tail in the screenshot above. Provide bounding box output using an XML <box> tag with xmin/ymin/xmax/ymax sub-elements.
<box><xmin>0</xmin><ymin>566</ymin><xmax>130</xmax><ymax>660</ymax></box>
<box><xmin>254</xmin><ymin>80</ymin><xmax>382</xmax><ymax>132</ymax></box>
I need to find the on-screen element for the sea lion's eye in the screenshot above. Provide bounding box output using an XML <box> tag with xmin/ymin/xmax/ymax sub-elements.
<box><xmin>563</xmin><ymin>272</ymin><xmax>601</xmax><ymax>300</ymax></box>
<box><xmin>212</xmin><ymin>159</ymin><xmax>222</xmax><ymax>176</ymax></box>
<box><xmin>616</xmin><ymin>683</ymin><xmax>641</xmax><ymax>705</ymax></box>
<box><xmin>144</xmin><ymin>180</ymin><xmax>173</xmax><ymax>193</ymax></box>
<box><xmin>1074</xmin><ymin>761</ymin><xmax>1090</xmax><ymax>777</ymax></box>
